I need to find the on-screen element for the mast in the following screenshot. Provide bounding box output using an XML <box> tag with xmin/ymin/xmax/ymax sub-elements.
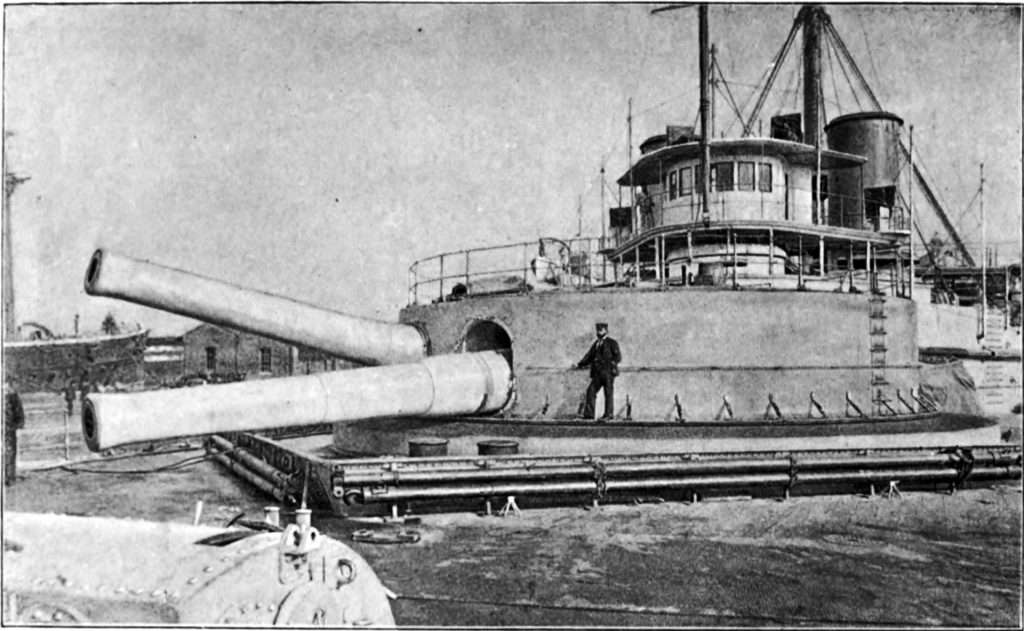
<box><xmin>3</xmin><ymin>175</ymin><xmax>16</xmax><ymax>338</ymax></box>
<box><xmin>600</xmin><ymin>166</ymin><xmax>606</xmax><ymax>248</ymax></box>
<box><xmin>980</xmin><ymin>162</ymin><xmax>986</xmax><ymax>337</ymax></box>
<box><xmin>801</xmin><ymin>5</ymin><xmax>825</xmax><ymax>223</ymax></box>
<box><xmin>3</xmin><ymin>156</ymin><xmax>30</xmax><ymax>338</ymax></box>
<box><xmin>699</xmin><ymin>4</ymin><xmax>711</xmax><ymax>224</ymax></box>
<box><xmin>628</xmin><ymin>98</ymin><xmax>635</xmax><ymax>232</ymax></box>
<box><xmin>801</xmin><ymin>5</ymin><xmax>824</xmax><ymax>147</ymax></box>
<box><xmin>576</xmin><ymin>194</ymin><xmax>583</xmax><ymax>237</ymax></box>
<box><xmin>908</xmin><ymin>125</ymin><xmax>914</xmax><ymax>300</ymax></box>
<box><xmin>709</xmin><ymin>43</ymin><xmax>717</xmax><ymax>138</ymax></box>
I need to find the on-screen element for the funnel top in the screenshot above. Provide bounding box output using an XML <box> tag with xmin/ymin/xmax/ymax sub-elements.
<box><xmin>825</xmin><ymin>111</ymin><xmax>904</xmax><ymax>131</ymax></box>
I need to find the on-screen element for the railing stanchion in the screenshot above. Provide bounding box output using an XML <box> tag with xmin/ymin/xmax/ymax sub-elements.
<box><xmin>439</xmin><ymin>255</ymin><xmax>445</xmax><ymax>302</ymax></box>
<box><xmin>523</xmin><ymin>243</ymin><xmax>529</xmax><ymax>287</ymax></box>
<box><xmin>411</xmin><ymin>262</ymin><xmax>421</xmax><ymax>305</ymax></box>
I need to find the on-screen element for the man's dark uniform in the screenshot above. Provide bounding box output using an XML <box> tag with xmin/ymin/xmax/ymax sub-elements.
<box><xmin>576</xmin><ymin>323</ymin><xmax>622</xmax><ymax>420</ymax></box>
<box><xmin>4</xmin><ymin>384</ymin><xmax>26</xmax><ymax>486</ymax></box>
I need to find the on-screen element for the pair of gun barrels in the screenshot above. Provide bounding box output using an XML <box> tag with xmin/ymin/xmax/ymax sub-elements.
<box><xmin>82</xmin><ymin>250</ymin><xmax>513</xmax><ymax>451</ymax></box>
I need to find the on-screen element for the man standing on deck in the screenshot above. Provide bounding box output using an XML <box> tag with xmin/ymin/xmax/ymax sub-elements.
<box><xmin>575</xmin><ymin>322</ymin><xmax>621</xmax><ymax>421</ymax></box>
<box><xmin>4</xmin><ymin>378</ymin><xmax>26</xmax><ymax>486</ymax></box>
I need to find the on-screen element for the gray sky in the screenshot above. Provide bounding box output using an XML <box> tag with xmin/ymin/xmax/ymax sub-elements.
<box><xmin>3</xmin><ymin>3</ymin><xmax>1021</xmax><ymax>336</ymax></box>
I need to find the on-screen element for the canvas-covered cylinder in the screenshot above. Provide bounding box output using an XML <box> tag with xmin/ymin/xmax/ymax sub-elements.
<box><xmin>3</xmin><ymin>512</ymin><xmax>395</xmax><ymax>625</ymax></box>
<box><xmin>84</xmin><ymin>249</ymin><xmax>426</xmax><ymax>365</ymax></box>
<box><xmin>82</xmin><ymin>350</ymin><xmax>513</xmax><ymax>451</ymax></box>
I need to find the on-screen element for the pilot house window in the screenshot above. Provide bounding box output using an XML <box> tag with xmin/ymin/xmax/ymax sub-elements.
<box><xmin>712</xmin><ymin>162</ymin><xmax>734</xmax><ymax>191</ymax></box>
<box><xmin>668</xmin><ymin>170</ymin><xmax>678</xmax><ymax>200</ymax></box>
<box><xmin>738</xmin><ymin>162</ymin><xmax>755</xmax><ymax>191</ymax></box>
<box><xmin>680</xmin><ymin>167</ymin><xmax>693</xmax><ymax>196</ymax></box>
<box><xmin>758</xmin><ymin>163</ymin><xmax>773</xmax><ymax>192</ymax></box>
<box><xmin>260</xmin><ymin>348</ymin><xmax>272</xmax><ymax>373</ymax></box>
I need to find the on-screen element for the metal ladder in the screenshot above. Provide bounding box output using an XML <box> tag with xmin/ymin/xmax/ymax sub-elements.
<box><xmin>868</xmin><ymin>293</ymin><xmax>889</xmax><ymax>414</ymax></box>
<box><xmin>981</xmin><ymin>308</ymin><xmax>1008</xmax><ymax>349</ymax></box>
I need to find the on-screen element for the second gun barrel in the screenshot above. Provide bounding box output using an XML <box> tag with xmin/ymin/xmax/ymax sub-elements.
<box><xmin>84</xmin><ymin>249</ymin><xmax>426</xmax><ymax>365</ymax></box>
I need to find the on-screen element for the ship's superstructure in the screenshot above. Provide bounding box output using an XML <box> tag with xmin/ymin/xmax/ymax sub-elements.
<box><xmin>381</xmin><ymin>7</ymin><xmax>942</xmax><ymax>454</ymax></box>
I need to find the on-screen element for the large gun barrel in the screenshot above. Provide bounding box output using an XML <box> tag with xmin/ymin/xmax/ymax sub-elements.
<box><xmin>84</xmin><ymin>249</ymin><xmax>426</xmax><ymax>365</ymax></box>
<box><xmin>83</xmin><ymin>350</ymin><xmax>513</xmax><ymax>451</ymax></box>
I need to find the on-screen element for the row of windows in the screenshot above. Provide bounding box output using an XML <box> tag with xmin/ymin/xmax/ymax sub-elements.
<box><xmin>205</xmin><ymin>346</ymin><xmax>273</xmax><ymax>372</ymax></box>
<box><xmin>665</xmin><ymin>162</ymin><xmax>773</xmax><ymax>200</ymax></box>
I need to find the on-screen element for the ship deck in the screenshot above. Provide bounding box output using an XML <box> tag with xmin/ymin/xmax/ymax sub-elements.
<box><xmin>6</xmin><ymin>392</ymin><xmax>1021</xmax><ymax>626</ymax></box>
<box><xmin>5</xmin><ymin>445</ymin><xmax>1020</xmax><ymax>627</ymax></box>
<box><xmin>330</xmin><ymin>411</ymin><xmax>1002</xmax><ymax>458</ymax></box>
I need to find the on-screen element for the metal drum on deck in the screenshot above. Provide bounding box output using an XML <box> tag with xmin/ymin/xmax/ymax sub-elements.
<box><xmin>477</xmin><ymin>439</ymin><xmax>519</xmax><ymax>456</ymax></box>
<box><xmin>408</xmin><ymin>437</ymin><xmax>449</xmax><ymax>457</ymax></box>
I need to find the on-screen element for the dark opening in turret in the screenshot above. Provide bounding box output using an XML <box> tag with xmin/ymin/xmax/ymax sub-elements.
<box><xmin>85</xmin><ymin>250</ymin><xmax>103</xmax><ymax>293</ymax></box>
<box><xmin>464</xmin><ymin>320</ymin><xmax>513</xmax><ymax>368</ymax></box>
<box><xmin>81</xmin><ymin>398</ymin><xmax>98</xmax><ymax>450</ymax></box>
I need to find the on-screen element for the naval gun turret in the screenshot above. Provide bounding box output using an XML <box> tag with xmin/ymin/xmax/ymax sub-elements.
<box><xmin>83</xmin><ymin>243</ymin><xmax>1002</xmax><ymax>461</ymax></box>
<box><xmin>82</xmin><ymin>249</ymin><xmax>514</xmax><ymax>452</ymax></box>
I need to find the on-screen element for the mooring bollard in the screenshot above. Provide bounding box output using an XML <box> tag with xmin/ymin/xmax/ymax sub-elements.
<box><xmin>263</xmin><ymin>506</ymin><xmax>280</xmax><ymax>527</ymax></box>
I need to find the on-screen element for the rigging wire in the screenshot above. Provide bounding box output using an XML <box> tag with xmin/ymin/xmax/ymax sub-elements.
<box><xmin>725</xmin><ymin>80</ymin><xmax>841</xmax><ymax>122</ymax></box>
<box><xmin>909</xmin><ymin>142</ymin><xmax>955</xmax><ymax>223</ymax></box>
<box><xmin>713</xmin><ymin>59</ymin><xmax>747</xmax><ymax>134</ymax></box>
<box><xmin>818</xmin><ymin>54</ymin><xmax>828</xmax><ymax>129</ymax></box>
<box><xmin>952</xmin><ymin>189</ymin><xmax>981</xmax><ymax>232</ymax></box>
<box><xmin>731</xmin><ymin>61</ymin><xmax>775</xmax><ymax>128</ymax></box>
<box><xmin>632</xmin><ymin>91</ymin><xmax>693</xmax><ymax>119</ymax></box>
<box><xmin>898</xmin><ymin>189</ymin><xmax>957</xmax><ymax>263</ymax></box>
<box><xmin>741</xmin><ymin>13</ymin><xmax>802</xmax><ymax>135</ymax></box>
<box><xmin>826</xmin><ymin>31</ymin><xmax>862</xmax><ymax>111</ymax></box>
<box><xmin>604</xmin><ymin>179</ymin><xmax>621</xmax><ymax>203</ymax></box>
<box><xmin>901</xmin><ymin>141</ymin><xmax>979</xmax><ymax>265</ymax></box>
<box><xmin>774</xmin><ymin>56</ymin><xmax>799</xmax><ymax>117</ymax></box>
<box><xmin>825</xmin><ymin>34</ymin><xmax>843</xmax><ymax>117</ymax></box>
<box><xmin>824</xmin><ymin>20</ymin><xmax>882</xmax><ymax>110</ymax></box>
<box><xmin>855</xmin><ymin>11</ymin><xmax>885</xmax><ymax>104</ymax></box>
<box><xmin>727</xmin><ymin>79</ymin><xmax>790</xmax><ymax>92</ymax></box>
<box><xmin>792</xmin><ymin>51</ymin><xmax>803</xmax><ymax>113</ymax></box>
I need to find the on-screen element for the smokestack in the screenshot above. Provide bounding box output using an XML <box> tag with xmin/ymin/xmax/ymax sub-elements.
<box><xmin>801</xmin><ymin>5</ymin><xmax>826</xmax><ymax>147</ymax></box>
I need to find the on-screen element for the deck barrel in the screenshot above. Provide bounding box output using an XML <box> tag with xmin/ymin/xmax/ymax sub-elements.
<box><xmin>409</xmin><ymin>438</ymin><xmax>450</xmax><ymax>457</ymax></box>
